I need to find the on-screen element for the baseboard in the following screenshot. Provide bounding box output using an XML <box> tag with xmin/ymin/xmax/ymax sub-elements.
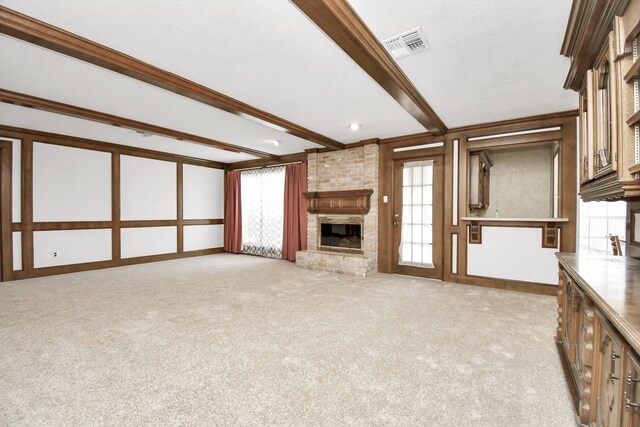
<box><xmin>555</xmin><ymin>340</ymin><xmax>580</xmax><ymax>417</ymax></box>
<box><xmin>8</xmin><ymin>247</ymin><xmax>224</xmax><ymax>281</ymax></box>
<box><xmin>450</xmin><ymin>274</ymin><xmax>557</xmax><ymax>296</ymax></box>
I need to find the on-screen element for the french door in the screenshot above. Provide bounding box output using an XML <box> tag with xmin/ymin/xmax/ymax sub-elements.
<box><xmin>392</xmin><ymin>156</ymin><xmax>443</xmax><ymax>279</ymax></box>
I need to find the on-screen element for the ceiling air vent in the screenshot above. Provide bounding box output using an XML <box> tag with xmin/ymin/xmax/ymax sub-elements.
<box><xmin>382</xmin><ymin>27</ymin><xmax>429</xmax><ymax>59</ymax></box>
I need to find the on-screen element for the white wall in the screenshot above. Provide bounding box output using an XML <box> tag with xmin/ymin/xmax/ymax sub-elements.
<box><xmin>33</xmin><ymin>142</ymin><xmax>111</xmax><ymax>221</ymax></box>
<box><xmin>183</xmin><ymin>164</ymin><xmax>224</xmax><ymax>219</ymax></box>
<box><xmin>33</xmin><ymin>229</ymin><xmax>111</xmax><ymax>268</ymax></box>
<box><xmin>12</xmin><ymin>232</ymin><xmax>21</xmax><ymax>271</ymax></box>
<box><xmin>184</xmin><ymin>224</ymin><xmax>224</xmax><ymax>251</ymax></box>
<box><xmin>121</xmin><ymin>226</ymin><xmax>177</xmax><ymax>258</ymax></box>
<box><xmin>121</xmin><ymin>155</ymin><xmax>176</xmax><ymax>220</ymax></box>
<box><xmin>466</xmin><ymin>226</ymin><xmax>559</xmax><ymax>285</ymax></box>
<box><xmin>2</xmin><ymin>137</ymin><xmax>224</xmax><ymax>276</ymax></box>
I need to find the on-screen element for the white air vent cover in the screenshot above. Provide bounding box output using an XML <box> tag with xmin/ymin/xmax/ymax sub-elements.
<box><xmin>382</xmin><ymin>27</ymin><xmax>429</xmax><ymax>59</ymax></box>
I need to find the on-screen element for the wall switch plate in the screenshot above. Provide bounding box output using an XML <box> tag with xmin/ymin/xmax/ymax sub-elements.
<box><xmin>383</xmin><ymin>195</ymin><xmax>388</xmax><ymax>203</ymax></box>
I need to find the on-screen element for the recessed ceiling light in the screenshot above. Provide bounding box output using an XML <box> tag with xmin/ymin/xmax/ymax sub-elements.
<box><xmin>272</xmin><ymin>140</ymin><xmax>281</xmax><ymax>147</ymax></box>
<box><xmin>350</xmin><ymin>123</ymin><xmax>360</xmax><ymax>131</ymax></box>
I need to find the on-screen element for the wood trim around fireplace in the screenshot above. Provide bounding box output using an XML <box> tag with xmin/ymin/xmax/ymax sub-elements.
<box><xmin>303</xmin><ymin>189</ymin><xmax>374</xmax><ymax>215</ymax></box>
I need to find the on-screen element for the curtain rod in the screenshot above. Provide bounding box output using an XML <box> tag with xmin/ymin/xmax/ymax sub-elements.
<box><xmin>232</xmin><ymin>160</ymin><xmax>303</xmax><ymax>172</ymax></box>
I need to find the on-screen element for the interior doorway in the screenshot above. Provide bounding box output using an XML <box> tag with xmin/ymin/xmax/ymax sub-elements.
<box><xmin>392</xmin><ymin>156</ymin><xmax>444</xmax><ymax>279</ymax></box>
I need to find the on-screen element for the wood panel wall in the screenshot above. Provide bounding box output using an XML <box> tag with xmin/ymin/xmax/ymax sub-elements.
<box><xmin>378</xmin><ymin>110</ymin><xmax>578</xmax><ymax>295</ymax></box>
<box><xmin>0</xmin><ymin>126</ymin><xmax>225</xmax><ymax>281</ymax></box>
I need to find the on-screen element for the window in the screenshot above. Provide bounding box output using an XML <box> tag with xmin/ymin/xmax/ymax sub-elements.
<box><xmin>240</xmin><ymin>166</ymin><xmax>285</xmax><ymax>259</ymax></box>
<box><xmin>400</xmin><ymin>160</ymin><xmax>434</xmax><ymax>267</ymax></box>
<box><xmin>579</xmin><ymin>200</ymin><xmax>626</xmax><ymax>255</ymax></box>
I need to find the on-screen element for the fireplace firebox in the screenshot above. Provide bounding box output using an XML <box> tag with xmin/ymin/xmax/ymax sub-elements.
<box><xmin>318</xmin><ymin>216</ymin><xmax>364</xmax><ymax>254</ymax></box>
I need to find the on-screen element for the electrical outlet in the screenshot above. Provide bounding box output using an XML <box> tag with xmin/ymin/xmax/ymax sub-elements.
<box><xmin>53</xmin><ymin>252</ymin><xmax>58</xmax><ymax>258</ymax></box>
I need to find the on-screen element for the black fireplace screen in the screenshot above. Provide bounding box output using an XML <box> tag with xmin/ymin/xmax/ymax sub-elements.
<box><xmin>320</xmin><ymin>223</ymin><xmax>362</xmax><ymax>249</ymax></box>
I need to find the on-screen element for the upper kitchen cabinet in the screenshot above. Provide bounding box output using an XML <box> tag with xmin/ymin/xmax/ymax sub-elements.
<box><xmin>562</xmin><ymin>0</ymin><xmax>640</xmax><ymax>201</ymax></box>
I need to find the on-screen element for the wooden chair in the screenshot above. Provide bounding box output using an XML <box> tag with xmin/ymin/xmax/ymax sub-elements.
<box><xmin>609</xmin><ymin>234</ymin><xmax>622</xmax><ymax>256</ymax></box>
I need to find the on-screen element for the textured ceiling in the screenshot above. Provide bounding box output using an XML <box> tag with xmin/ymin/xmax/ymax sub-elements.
<box><xmin>348</xmin><ymin>0</ymin><xmax>577</xmax><ymax>128</ymax></box>
<box><xmin>0</xmin><ymin>103</ymin><xmax>253</xmax><ymax>163</ymax></box>
<box><xmin>0</xmin><ymin>35</ymin><xmax>318</xmax><ymax>158</ymax></box>
<box><xmin>0</xmin><ymin>0</ymin><xmax>577</xmax><ymax>162</ymax></box>
<box><xmin>0</xmin><ymin>0</ymin><xmax>426</xmax><ymax>144</ymax></box>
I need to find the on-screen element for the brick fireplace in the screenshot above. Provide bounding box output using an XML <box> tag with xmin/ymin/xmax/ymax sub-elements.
<box><xmin>296</xmin><ymin>144</ymin><xmax>378</xmax><ymax>277</ymax></box>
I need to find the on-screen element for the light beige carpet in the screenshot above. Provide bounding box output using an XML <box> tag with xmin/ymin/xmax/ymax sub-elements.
<box><xmin>0</xmin><ymin>254</ymin><xmax>575</xmax><ymax>426</ymax></box>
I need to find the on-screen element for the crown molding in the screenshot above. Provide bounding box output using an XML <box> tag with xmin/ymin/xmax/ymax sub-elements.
<box><xmin>560</xmin><ymin>0</ymin><xmax>629</xmax><ymax>91</ymax></box>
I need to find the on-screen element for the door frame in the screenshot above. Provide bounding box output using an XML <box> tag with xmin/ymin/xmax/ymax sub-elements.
<box><xmin>392</xmin><ymin>154</ymin><xmax>444</xmax><ymax>280</ymax></box>
<box><xmin>0</xmin><ymin>140</ymin><xmax>13</xmax><ymax>281</ymax></box>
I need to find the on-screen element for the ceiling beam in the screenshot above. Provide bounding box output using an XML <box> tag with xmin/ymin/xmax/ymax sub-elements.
<box><xmin>291</xmin><ymin>0</ymin><xmax>447</xmax><ymax>135</ymax></box>
<box><xmin>0</xmin><ymin>88</ymin><xmax>279</xmax><ymax>160</ymax></box>
<box><xmin>0</xmin><ymin>6</ymin><xmax>344</xmax><ymax>151</ymax></box>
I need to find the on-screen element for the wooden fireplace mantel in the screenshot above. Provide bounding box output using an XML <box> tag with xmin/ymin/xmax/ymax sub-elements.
<box><xmin>303</xmin><ymin>189</ymin><xmax>374</xmax><ymax>214</ymax></box>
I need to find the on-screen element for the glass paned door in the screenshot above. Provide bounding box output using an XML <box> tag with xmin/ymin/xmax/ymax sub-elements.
<box><xmin>393</xmin><ymin>156</ymin><xmax>443</xmax><ymax>279</ymax></box>
<box><xmin>400</xmin><ymin>160</ymin><xmax>434</xmax><ymax>267</ymax></box>
<box><xmin>240</xmin><ymin>166</ymin><xmax>285</xmax><ymax>259</ymax></box>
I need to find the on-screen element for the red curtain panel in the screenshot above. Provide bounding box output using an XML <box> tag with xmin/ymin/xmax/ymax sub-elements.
<box><xmin>282</xmin><ymin>162</ymin><xmax>308</xmax><ymax>261</ymax></box>
<box><xmin>224</xmin><ymin>170</ymin><xmax>242</xmax><ymax>253</ymax></box>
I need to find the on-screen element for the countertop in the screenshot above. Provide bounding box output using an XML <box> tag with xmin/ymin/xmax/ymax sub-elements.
<box><xmin>556</xmin><ymin>253</ymin><xmax>640</xmax><ymax>354</ymax></box>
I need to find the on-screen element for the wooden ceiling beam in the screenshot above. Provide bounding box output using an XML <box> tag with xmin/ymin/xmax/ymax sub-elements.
<box><xmin>291</xmin><ymin>0</ymin><xmax>447</xmax><ymax>135</ymax></box>
<box><xmin>0</xmin><ymin>88</ymin><xmax>279</xmax><ymax>160</ymax></box>
<box><xmin>0</xmin><ymin>6</ymin><xmax>344</xmax><ymax>151</ymax></box>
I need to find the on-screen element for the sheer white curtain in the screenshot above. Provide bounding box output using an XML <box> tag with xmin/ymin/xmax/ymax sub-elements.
<box><xmin>240</xmin><ymin>166</ymin><xmax>285</xmax><ymax>259</ymax></box>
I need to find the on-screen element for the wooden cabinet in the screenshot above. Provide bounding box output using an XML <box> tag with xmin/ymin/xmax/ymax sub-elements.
<box><xmin>562</xmin><ymin>0</ymin><xmax>640</xmax><ymax>201</ymax></box>
<box><xmin>595</xmin><ymin>314</ymin><xmax>625</xmax><ymax>427</ymax></box>
<box><xmin>623</xmin><ymin>350</ymin><xmax>640</xmax><ymax>426</ymax></box>
<box><xmin>557</xmin><ymin>253</ymin><xmax>640</xmax><ymax>426</ymax></box>
<box><xmin>468</xmin><ymin>151</ymin><xmax>491</xmax><ymax>210</ymax></box>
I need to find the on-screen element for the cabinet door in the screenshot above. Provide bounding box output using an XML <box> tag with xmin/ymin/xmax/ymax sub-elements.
<box><xmin>623</xmin><ymin>351</ymin><xmax>640</xmax><ymax>427</ymax></box>
<box><xmin>564</xmin><ymin>280</ymin><xmax>579</xmax><ymax>366</ymax></box>
<box><xmin>557</xmin><ymin>268</ymin><xmax>569</xmax><ymax>342</ymax></box>
<box><xmin>595</xmin><ymin>316</ymin><xmax>624</xmax><ymax>427</ymax></box>
<box><xmin>575</xmin><ymin>288</ymin><xmax>596</xmax><ymax>424</ymax></box>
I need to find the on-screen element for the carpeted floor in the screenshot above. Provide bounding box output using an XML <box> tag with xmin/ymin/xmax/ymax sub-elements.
<box><xmin>0</xmin><ymin>254</ymin><xmax>576</xmax><ymax>426</ymax></box>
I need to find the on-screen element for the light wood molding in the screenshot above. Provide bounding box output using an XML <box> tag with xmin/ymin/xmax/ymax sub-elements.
<box><xmin>560</xmin><ymin>0</ymin><xmax>629</xmax><ymax>91</ymax></box>
<box><xmin>291</xmin><ymin>0</ymin><xmax>447</xmax><ymax>135</ymax></box>
<box><xmin>0</xmin><ymin>6</ymin><xmax>344</xmax><ymax>151</ymax></box>
<box><xmin>0</xmin><ymin>89</ymin><xmax>277</xmax><ymax>159</ymax></box>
